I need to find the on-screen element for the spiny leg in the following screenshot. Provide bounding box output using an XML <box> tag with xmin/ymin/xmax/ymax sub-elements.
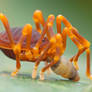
<box><xmin>63</xmin><ymin>28</ymin><xmax>84</xmax><ymax>69</ymax></box>
<box><xmin>66</xmin><ymin>28</ymin><xmax>90</xmax><ymax>72</ymax></box>
<box><xmin>86</xmin><ymin>48</ymin><xmax>92</xmax><ymax>79</ymax></box>
<box><xmin>62</xmin><ymin>27</ymin><xmax>83</xmax><ymax>63</ymax></box>
<box><xmin>61</xmin><ymin>28</ymin><xmax>67</xmax><ymax>51</ymax></box>
<box><xmin>24</xmin><ymin>25</ymin><xmax>33</xmax><ymax>59</ymax></box>
<box><xmin>46</xmin><ymin>15</ymin><xmax>55</xmax><ymax>40</ymax></box>
<box><xmin>32</xmin><ymin>14</ymin><xmax>56</xmax><ymax>79</ymax></box>
<box><xmin>71</xmin><ymin>27</ymin><xmax>90</xmax><ymax>48</ymax></box>
<box><xmin>36</xmin><ymin>14</ymin><xmax>55</xmax><ymax>47</ymax></box>
<box><xmin>40</xmin><ymin>48</ymin><xmax>60</xmax><ymax>80</ymax></box>
<box><xmin>32</xmin><ymin>43</ymin><xmax>51</xmax><ymax>79</ymax></box>
<box><xmin>69</xmin><ymin>28</ymin><xmax>91</xmax><ymax>79</ymax></box>
<box><xmin>62</xmin><ymin>28</ymin><xmax>85</xmax><ymax>63</ymax></box>
<box><xmin>12</xmin><ymin>24</ymin><xmax>32</xmax><ymax>76</ymax></box>
<box><xmin>61</xmin><ymin>28</ymin><xmax>76</xmax><ymax>62</ymax></box>
<box><xmin>13</xmin><ymin>24</ymin><xmax>32</xmax><ymax>54</ymax></box>
<box><xmin>69</xmin><ymin>56</ymin><xmax>75</xmax><ymax>62</ymax></box>
<box><xmin>32</xmin><ymin>36</ymin><xmax>57</xmax><ymax>79</ymax></box>
<box><xmin>56</xmin><ymin>15</ymin><xmax>71</xmax><ymax>51</ymax></box>
<box><xmin>71</xmin><ymin>48</ymin><xmax>87</xmax><ymax>62</ymax></box>
<box><xmin>56</xmin><ymin>15</ymin><xmax>91</xmax><ymax>79</ymax></box>
<box><xmin>32</xmin><ymin>15</ymin><xmax>56</xmax><ymax>79</ymax></box>
<box><xmin>33</xmin><ymin>14</ymin><xmax>55</xmax><ymax>58</ymax></box>
<box><xmin>0</xmin><ymin>13</ymin><xmax>15</xmax><ymax>47</ymax></box>
<box><xmin>45</xmin><ymin>62</ymin><xmax>52</xmax><ymax>75</ymax></box>
<box><xmin>56</xmin><ymin>16</ymin><xmax>80</xmax><ymax>69</ymax></box>
<box><xmin>33</xmin><ymin>10</ymin><xmax>45</xmax><ymax>34</ymax></box>
<box><xmin>56</xmin><ymin>16</ymin><xmax>90</xmax><ymax>70</ymax></box>
<box><xmin>39</xmin><ymin>34</ymin><xmax>62</xmax><ymax>80</ymax></box>
<box><xmin>25</xmin><ymin>24</ymin><xmax>32</xmax><ymax>49</ymax></box>
<box><xmin>59</xmin><ymin>27</ymin><xmax>90</xmax><ymax>71</ymax></box>
<box><xmin>69</xmin><ymin>47</ymin><xmax>87</xmax><ymax>68</ymax></box>
<box><xmin>11</xmin><ymin>54</ymin><xmax>21</xmax><ymax>76</ymax></box>
<box><xmin>56</xmin><ymin>15</ymin><xmax>72</xmax><ymax>33</ymax></box>
<box><xmin>73</xmin><ymin>45</ymin><xmax>91</xmax><ymax>79</ymax></box>
<box><xmin>56</xmin><ymin>15</ymin><xmax>74</xmax><ymax>53</ymax></box>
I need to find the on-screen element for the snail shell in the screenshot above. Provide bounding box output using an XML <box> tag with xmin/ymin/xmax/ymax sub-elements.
<box><xmin>51</xmin><ymin>57</ymin><xmax>80</xmax><ymax>81</ymax></box>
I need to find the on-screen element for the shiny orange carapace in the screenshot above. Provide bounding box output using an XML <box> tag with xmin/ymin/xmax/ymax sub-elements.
<box><xmin>0</xmin><ymin>10</ymin><xmax>91</xmax><ymax>80</ymax></box>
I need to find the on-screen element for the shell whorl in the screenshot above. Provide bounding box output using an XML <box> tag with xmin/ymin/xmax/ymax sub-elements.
<box><xmin>51</xmin><ymin>57</ymin><xmax>80</xmax><ymax>81</ymax></box>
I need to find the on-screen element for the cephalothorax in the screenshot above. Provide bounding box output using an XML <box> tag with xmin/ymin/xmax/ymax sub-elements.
<box><xmin>0</xmin><ymin>10</ymin><xmax>91</xmax><ymax>81</ymax></box>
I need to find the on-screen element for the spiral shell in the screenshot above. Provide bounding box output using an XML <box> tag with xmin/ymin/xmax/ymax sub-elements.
<box><xmin>51</xmin><ymin>57</ymin><xmax>80</xmax><ymax>81</ymax></box>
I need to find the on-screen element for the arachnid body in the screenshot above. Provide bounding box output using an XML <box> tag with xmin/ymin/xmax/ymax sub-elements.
<box><xmin>0</xmin><ymin>10</ymin><xmax>91</xmax><ymax>81</ymax></box>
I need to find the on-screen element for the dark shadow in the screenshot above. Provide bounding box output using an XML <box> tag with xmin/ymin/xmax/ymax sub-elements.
<box><xmin>0</xmin><ymin>71</ymin><xmax>84</xmax><ymax>85</ymax></box>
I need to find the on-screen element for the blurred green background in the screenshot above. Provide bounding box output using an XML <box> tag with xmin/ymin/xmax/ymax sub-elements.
<box><xmin>0</xmin><ymin>0</ymin><xmax>92</xmax><ymax>92</ymax></box>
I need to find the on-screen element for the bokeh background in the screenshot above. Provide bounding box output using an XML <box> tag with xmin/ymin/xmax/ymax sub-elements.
<box><xmin>0</xmin><ymin>0</ymin><xmax>92</xmax><ymax>92</ymax></box>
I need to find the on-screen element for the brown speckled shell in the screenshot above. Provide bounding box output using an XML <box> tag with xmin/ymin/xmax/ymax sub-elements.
<box><xmin>51</xmin><ymin>57</ymin><xmax>80</xmax><ymax>81</ymax></box>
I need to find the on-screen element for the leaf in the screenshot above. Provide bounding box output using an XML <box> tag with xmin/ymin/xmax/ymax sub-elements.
<box><xmin>0</xmin><ymin>51</ymin><xmax>92</xmax><ymax>92</ymax></box>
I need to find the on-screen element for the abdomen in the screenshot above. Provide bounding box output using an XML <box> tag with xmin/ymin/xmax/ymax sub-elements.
<box><xmin>0</xmin><ymin>27</ymin><xmax>49</xmax><ymax>61</ymax></box>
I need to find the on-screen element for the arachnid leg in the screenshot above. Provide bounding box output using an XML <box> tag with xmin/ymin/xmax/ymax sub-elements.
<box><xmin>40</xmin><ymin>52</ymin><xmax>60</xmax><ymax>80</ymax></box>
<box><xmin>33</xmin><ymin>14</ymin><xmax>55</xmax><ymax>57</ymax></box>
<box><xmin>35</xmin><ymin>14</ymin><xmax>55</xmax><ymax>47</ymax></box>
<box><xmin>32</xmin><ymin>18</ymin><xmax>57</xmax><ymax>79</ymax></box>
<box><xmin>11</xmin><ymin>54</ymin><xmax>21</xmax><ymax>76</ymax></box>
<box><xmin>32</xmin><ymin>43</ymin><xmax>51</xmax><ymax>79</ymax></box>
<box><xmin>60</xmin><ymin>27</ymin><xmax>81</xmax><ymax>70</ymax></box>
<box><xmin>56</xmin><ymin>18</ymin><xmax>91</xmax><ymax>78</ymax></box>
<box><xmin>66</xmin><ymin>27</ymin><xmax>90</xmax><ymax>70</ymax></box>
<box><xmin>32</xmin><ymin>15</ymin><xmax>55</xmax><ymax>79</ymax></box>
<box><xmin>46</xmin><ymin>15</ymin><xmax>55</xmax><ymax>40</ymax></box>
<box><xmin>69</xmin><ymin>55</ymin><xmax>75</xmax><ymax>62</ymax></box>
<box><xmin>86</xmin><ymin>48</ymin><xmax>92</xmax><ymax>79</ymax></box>
<box><xmin>32</xmin><ymin>60</ymin><xmax>40</xmax><ymax>79</ymax></box>
<box><xmin>61</xmin><ymin>28</ymin><xmax>67</xmax><ymax>51</ymax></box>
<box><xmin>33</xmin><ymin>10</ymin><xmax>45</xmax><ymax>34</ymax></box>
<box><xmin>56</xmin><ymin>15</ymin><xmax>72</xmax><ymax>33</ymax></box>
<box><xmin>61</xmin><ymin>27</ymin><xmax>90</xmax><ymax>71</ymax></box>
<box><xmin>0</xmin><ymin>13</ymin><xmax>15</xmax><ymax>47</ymax></box>
<box><xmin>61</xmin><ymin>27</ymin><xmax>84</xmax><ymax>66</ymax></box>
<box><xmin>69</xmin><ymin>28</ymin><xmax>91</xmax><ymax>79</ymax></box>
<box><xmin>13</xmin><ymin>24</ymin><xmax>32</xmax><ymax>54</ymax></box>
<box><xmin>12</xmin><ymin>24</ymin><xmax>32</xmax><ymax>76</ymax></box>
<box><xmin>59</xmin><ymin>28</ymin><xmax>75</xmax><ymax>62</ymax></box>
<box><xmin>25</xmin><ymin>25</ymin><xmax>32</xmax><ymax>49</ymax></box>
<box><xmin>45</xmin><ymin>62</ymin><xmax>52</xmax><ymax>75</ymax></box>
<box><xmin>63</xmin><ymin>27</ymin><xmax>91</xmax><ymax>79</ymax></box>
